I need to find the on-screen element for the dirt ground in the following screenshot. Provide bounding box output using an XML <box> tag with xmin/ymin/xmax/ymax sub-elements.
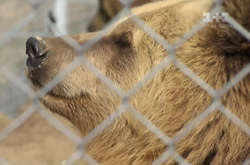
<box><xmin>0</xmin><ymin>0</ymin><xmax>98</xmax><ymax>164</ymax></box>
<box><xmin>0</xmin><ymin>103</ymin><xmax>89</xmax><ymax>165</ymax></box>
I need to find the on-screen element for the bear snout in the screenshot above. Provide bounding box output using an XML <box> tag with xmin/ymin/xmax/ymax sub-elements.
<box><xmin>26</xmin><ymin>36</ymin><xmax>48</xmax><ymax>68</ymax></box>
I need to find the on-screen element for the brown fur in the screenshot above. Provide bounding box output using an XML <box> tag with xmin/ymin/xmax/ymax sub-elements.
<box><xmin>88</xmin><ymin>0</ymin><xmax>157</xmax><ymax>31</ymax></box>
<box><xmin>26</xmin><ymin>0</ymin><xmax>250</xmax><ymax>164</ymax></box>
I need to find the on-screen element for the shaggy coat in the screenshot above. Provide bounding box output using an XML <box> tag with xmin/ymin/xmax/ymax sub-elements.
<box><xmin>26</xmin><ymin>0</ymin><xmax>250</xmax><ymax>164</ymax></box>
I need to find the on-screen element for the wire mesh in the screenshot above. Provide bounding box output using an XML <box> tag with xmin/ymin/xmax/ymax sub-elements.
<box><xmin>0</xmin><ymin>0</ymin><xmax>249</xmax><ymax>164</ymax></box>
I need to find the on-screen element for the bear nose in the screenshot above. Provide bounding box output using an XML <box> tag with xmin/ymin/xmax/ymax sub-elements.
<box><xmin>26</xmin><ymin>37</ymin><xmax>48</xmax><ymax>68</ymax></box>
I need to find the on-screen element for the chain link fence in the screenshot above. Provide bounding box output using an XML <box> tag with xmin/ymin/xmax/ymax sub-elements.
<box><xmin>0</xmin><ymin>0</ymin><xmax>249</xmax><ymax>164</ymax></box>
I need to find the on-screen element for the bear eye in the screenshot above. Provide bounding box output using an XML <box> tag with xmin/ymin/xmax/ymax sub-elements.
<box><xmin>113</xmin><ymin>32</ymin><xmax>133</xmax><ymax>48</ymax></box>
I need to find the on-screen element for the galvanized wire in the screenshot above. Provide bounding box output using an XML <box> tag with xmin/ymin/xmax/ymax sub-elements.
<box><xmin>0</xmin><ymin>0</ymin><xmax>249</xmax><ymax>164</ymax></box>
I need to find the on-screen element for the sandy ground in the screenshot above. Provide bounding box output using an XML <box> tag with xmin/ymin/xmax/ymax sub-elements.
<box><xmin>0</xmin><ymin>0</ymin><xmax>98</xmax><ymax>164</ymax></box>
<box><xmin>0</xmin><ymin>103</ymin><xmax>89</xmax><ymax>165</ymax></box>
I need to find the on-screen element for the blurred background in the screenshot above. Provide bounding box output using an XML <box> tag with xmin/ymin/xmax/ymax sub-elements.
<box><xmin>0</xmin><ymin>0</ymin><xmax>98</xmax><ymax>164</ymax></box>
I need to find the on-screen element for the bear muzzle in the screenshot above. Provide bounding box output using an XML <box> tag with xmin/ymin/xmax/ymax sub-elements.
<box><xmin>26</xmin><ymin>36</ymin><xmax>48</xmax><ymax>68</ymax></box>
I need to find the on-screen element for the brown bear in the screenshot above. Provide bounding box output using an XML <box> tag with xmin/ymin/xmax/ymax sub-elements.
<box><xmin>25</xmin><ymin>0</ymin><xmax>250</xmax><ymax>164</ymax></box>
<box><xmin>88</xmin><ymin>0</ymin><xmax>157</xmax><ymax>32</ymax></box>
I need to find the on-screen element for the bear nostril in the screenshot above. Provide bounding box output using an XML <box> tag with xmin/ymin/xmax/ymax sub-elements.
<box><xmin>26</xmin><ymin>37</ymin><xmax>47</xmax><ymax>57</ymax></box>
<box><xmin>26</xmin><ymin>36</ymin><xmax>48</xmax><ymax>68</ymax></box>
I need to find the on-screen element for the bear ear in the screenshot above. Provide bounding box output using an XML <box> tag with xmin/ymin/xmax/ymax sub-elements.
<box><xmin>112</xmin><ymin>31</ymin><xmax>133</xmax><ymax>48</ymax></box>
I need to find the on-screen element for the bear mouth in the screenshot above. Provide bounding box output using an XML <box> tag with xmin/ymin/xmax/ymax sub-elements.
<box><xmin>27</xmin><ymin>76</ymin><xmax>86</xmax><ymax>100</ymax></box>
